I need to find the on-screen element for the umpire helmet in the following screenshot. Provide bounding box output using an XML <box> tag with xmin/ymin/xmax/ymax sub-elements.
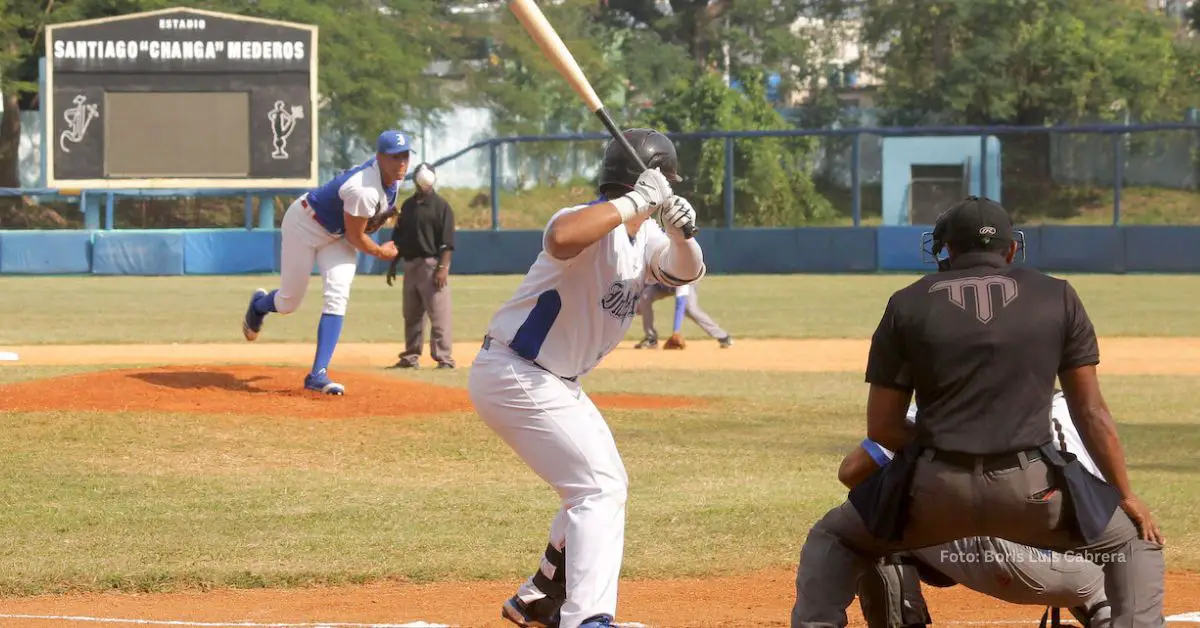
<box><xmin>599</xmin><ymin>128</ymin><xmax>684</xmax><ymax>192</ymax></box>
<box><xmin>921</xmin><ymin>196</ymin><xmax>1025</xmax><ymax>271</ymax></box>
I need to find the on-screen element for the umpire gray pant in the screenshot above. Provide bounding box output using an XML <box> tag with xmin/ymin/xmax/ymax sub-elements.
<box><xmin>792</xmin><ymin>453</ymin><xmax>1164</xmax><ymax>627</ymax></box>
<box><xmin>639</xmin><ymin>284</ymin><xmax>728</xmax><ymax>339</ymax></box>
<box><xmin>398</xmin><ymin>257</ymin><xmax>454</xmax><ymax>367</ymax></box>
<box><xmin>909</xmin><ymin>537</ymin><xmax>1109</xmax><ymax>622</ymax></box>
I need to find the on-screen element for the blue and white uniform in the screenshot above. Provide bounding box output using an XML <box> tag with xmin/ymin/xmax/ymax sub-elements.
<box><xmin>466</xmin><ymin>197</ymin><xmax>705</xmax><ymax>628</ymax></box>
<box><xmin>242</xmin><ymin>130</ymin><xmax>410</xmax><ymax>394</ymax></box>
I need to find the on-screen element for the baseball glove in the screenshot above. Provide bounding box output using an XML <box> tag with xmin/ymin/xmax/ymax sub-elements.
<box><xmin>663</xmin><ymin>333</ymin><xmax>686</xmax><ymax>350</ymax></box>
<box><xmin>365</xmin><ymin>208</ymin><xmax>395</xmax><ymax>235</ymax></box>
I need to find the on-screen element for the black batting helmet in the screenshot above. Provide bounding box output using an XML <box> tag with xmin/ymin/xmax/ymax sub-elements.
<box><xmin>599</xmin><ymin>128</ymin><xmax>684</xmax><ymax>192</ymax></box>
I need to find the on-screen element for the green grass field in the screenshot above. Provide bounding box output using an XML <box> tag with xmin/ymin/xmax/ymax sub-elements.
<box><xmin>0</xmin><ymin>274</ymin><xmax>1198</xmax><ymax>598</ymax></box>
<box><xmin>3</xmin><ymin>273</ymin><xmax>1200</xmax><ymax>345</ymax></box>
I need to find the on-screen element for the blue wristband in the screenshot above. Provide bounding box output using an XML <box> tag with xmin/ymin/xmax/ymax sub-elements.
<box><xmin>861</xmin><ymin>438</ymin><xmax>894</xmax><ymax>467</ymax></box>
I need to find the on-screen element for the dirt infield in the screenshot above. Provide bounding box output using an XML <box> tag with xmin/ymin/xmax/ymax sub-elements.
<box><xmin>1</xmin><ymin>336</ymin><xmax>1198</xmax><ymax>626</ymax></box>
<box><xmin>0</xmin><ymin>365</ymin><xmax>698</xmax><ymax>418</ymax></box>
<box><xmin>1</xmin><ymin>568</ymin><xmax>1199</xmax><ymax>627</ymax></box>
<box><xmin>6</xmin><ymin>336</ymin><xmax>1200</xmax><ymax>374</ymax></box>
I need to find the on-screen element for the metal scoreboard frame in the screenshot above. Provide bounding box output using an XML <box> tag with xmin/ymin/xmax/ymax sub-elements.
<box><xmin>44</xmin><ymin>7</ymin><xmax>319</xmax><ymax>190</ymax></box>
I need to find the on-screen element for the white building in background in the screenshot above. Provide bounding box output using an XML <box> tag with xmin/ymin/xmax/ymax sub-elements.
<box><xmin>787</xmin><ymin>14</ymin><xmax>882</xmax><ymax>110</ymax></box>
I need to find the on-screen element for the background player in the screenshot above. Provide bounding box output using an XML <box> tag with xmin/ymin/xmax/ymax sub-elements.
<box><xmin>467</xmin><ymin>128</ymin><xmax>704</xmax><ymax>628</ymax></box>
<box><xmin>241</xmin><ymin>130</ymin><xmax>409</xmax><ymax>394</ymax></box>
<box><xmin>633</xmin><ymin>281</ymin><xmax>732</xmax><ymax>350</ymax></box>
<box><xmin>842</xmin><ymin>390</ymin><xmax>1111</xmax><ymax>628</ymax></box>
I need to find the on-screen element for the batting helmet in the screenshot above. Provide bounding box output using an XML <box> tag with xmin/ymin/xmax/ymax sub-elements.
<box><xmin>599</xmin><ymin>128</ymin><xmax>684</xmax><ymax>192</ymax></box>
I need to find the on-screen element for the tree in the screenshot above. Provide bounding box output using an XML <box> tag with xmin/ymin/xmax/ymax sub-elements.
<box><xmin>213</xmin><ymin>0</ymin><xmax>454</xmax><ymax>169</ymax></box>
<box><xmin>854</xmin><ymin>0</ymin><xmax>1197</xmax><ymax>126</ymax></box>
<box><xmin>638</xmin><ymin>71</ymin><xmax>835</xmax><ymax>227</ymax></box>
<box><xmin>599</xmin><ymin>0</ymin><xmax>834</xmax><ymax>108</ymax></box>
<box><xmin>456</xmin><ymin>0</ymin><xmax>625</xmax><ymax>187</ymax></box>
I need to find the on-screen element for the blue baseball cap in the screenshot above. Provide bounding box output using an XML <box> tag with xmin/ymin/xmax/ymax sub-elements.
<box><xmin>376</xmin><ymin>130</ymin><xmax>414</xmax><ymax>155</ymax></box>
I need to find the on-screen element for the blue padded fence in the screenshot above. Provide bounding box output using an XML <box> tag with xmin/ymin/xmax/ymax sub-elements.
<box><xmin>3</xmin><ymin>226</ymin><xmax>1200</xmax><ymax>275</ymax></box>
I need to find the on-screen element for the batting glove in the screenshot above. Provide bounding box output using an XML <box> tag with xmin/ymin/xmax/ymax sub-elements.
<box><xmin>612</xmin><ymin>168</ymin><xmax>672</xmax><ymax>222</ymax></box>
<box><xmin>661</xmin><ymin>196</ymin><xmax>697</xmax><ymax>239</ymax></box>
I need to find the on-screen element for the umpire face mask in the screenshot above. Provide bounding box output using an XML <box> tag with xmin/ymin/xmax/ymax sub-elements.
<box><xmin>921</xmin><ymin>196</ymin><xmax>1026</xmax><ymax>271</ymax></box>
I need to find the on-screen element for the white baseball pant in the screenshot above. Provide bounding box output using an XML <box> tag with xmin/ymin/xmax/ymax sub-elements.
<box><xmin>467</xmin><ymin>342</ymin><xmax>629</xmax><ymax>628</ymax></box>
<box><xmin>273</xmin><ymin>197</ymin><xmax>359</xmax><ymax>316</ymax></box>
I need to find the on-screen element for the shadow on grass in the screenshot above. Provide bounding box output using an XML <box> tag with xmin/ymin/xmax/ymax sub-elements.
<box><xmin>128</xmin><ymin>370</ymin><xmax>273</xmax><ymax>393</ymax></box>
<box><xmin>1122</xmin><ymin>423</ymin><xmax>1200</xmax><ymax>475</ymax></box>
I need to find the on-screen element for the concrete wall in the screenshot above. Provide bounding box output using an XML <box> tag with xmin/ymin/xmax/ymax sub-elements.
<box><xmin>3</xmin><ymin>226</ymin><xmax>1200</xmax><ymax>275</ymax></box>
<box><xmin>881</xmin><ymin>136</ymin><xmax>1003</xmax><ymax>225</ymax></box>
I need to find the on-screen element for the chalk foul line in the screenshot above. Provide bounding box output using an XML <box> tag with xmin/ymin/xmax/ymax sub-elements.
<box><xmin>0</xmin><ymin>614</ymin><xmax>1196</xmax><ymax>626</ymax></box>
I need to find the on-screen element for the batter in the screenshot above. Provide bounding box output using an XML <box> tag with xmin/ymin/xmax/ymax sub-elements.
<box><xmin>467</xmin><ymin>128</ymin><xmax>705</xmax><ymax>628</ymax></box>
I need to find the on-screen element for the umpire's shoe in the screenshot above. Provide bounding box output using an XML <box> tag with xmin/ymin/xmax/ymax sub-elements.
<box><xmin>304</xmin><ymin>369</ymin><xmax>345</xmax><ymax>395</ymax></box>
<box><xmin>242</xmin><ymin>288</ymin><xmax>268</xmax><ymax>341</ymax></box>
<box><xmin>501</xmin><ymin>595</ymin><xmax>561</xmax><ymax>628</ymax></box>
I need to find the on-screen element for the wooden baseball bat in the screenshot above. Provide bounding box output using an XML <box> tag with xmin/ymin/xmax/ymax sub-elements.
<box><xmin>507</xmin><ymin>0</ymin><xmax>697</xmax><ymax>239</ymax></box>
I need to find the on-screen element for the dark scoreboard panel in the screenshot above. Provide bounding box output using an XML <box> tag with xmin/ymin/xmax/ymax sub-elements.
<box><xmin>45</xmin><ymin>8</ymin><xmax>318</xmax><ymax>189</ymax></box>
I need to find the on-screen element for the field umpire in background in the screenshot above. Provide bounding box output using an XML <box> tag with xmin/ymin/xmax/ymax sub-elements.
<box><xmin>790</xmin><ymin>196</ymin><xmax>1166</xmax><ymax>628</ymax></box>
<box><xmin>387</xmin><ymin>162</ymin><xmax>456</xmax><ymax>369</ymax></box>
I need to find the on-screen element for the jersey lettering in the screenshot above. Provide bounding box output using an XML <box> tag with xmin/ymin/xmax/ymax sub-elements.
<box><xmin>929</xmin><ymin>276</ymin><xmax>1019</xmax><ymax>324</ymax></box>
<box><xmin>600</xmin><ymin>279</ymin><xmax>640</xmax><ymax>321</ymax></box>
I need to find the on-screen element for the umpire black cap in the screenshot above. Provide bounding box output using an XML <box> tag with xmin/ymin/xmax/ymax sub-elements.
<box><xmin>925</xmin><ymin>196</ymin><xmax>1023</xmax><ymax>270</ymax></box>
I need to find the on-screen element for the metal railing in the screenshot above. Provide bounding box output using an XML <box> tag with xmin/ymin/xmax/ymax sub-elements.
<box><xmin>3</xmin><ymin>121</ymin><xmax>1198</xmax><ymax>230</ymax></box>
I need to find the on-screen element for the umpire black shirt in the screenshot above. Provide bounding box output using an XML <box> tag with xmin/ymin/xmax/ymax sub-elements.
<box><xmin>393</xmin><ymin>191</ymin><xmax>455</xmax><ymax>260</ymax></box>
<box><xmin>865</xmin><ymin>251</ymin><xmax>1101</xmax><ymax>454</ymax></box>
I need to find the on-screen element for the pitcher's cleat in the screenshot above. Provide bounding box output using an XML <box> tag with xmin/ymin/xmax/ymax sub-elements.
<box><xmin>304</xmin><ymin>369</ymin><xmax>345</xmax><ymax>395</ymax></box>
<box><xmin>242</xmin><ymin>288</ymin><xmax>268</xmax><ymax>341</ymax></box>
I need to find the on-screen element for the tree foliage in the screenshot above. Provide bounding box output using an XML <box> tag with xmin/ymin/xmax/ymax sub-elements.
<box><xmin>855</xmin><ymin>0</ymin><xmax>1199</xmax><ymax>125</ymax></box>
<box><xmin>638</xmin><ymin>71</ymin><xmax>834</xmax><ymax>227</ymax></box>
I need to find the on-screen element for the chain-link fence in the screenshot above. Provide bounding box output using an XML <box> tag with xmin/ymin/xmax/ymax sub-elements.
<box><xmin>2</xmin><ymin>123</ymin><xmax>1197</xmax><ymax>230</ymax></box>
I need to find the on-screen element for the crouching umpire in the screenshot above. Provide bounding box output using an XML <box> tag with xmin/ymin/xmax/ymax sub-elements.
<box><xmin>790</xmin><ymin>196</ymin><xmax>1166</xmax><ymax>628</ymax></box>
<box><xmin>848</xmin><ymin>394</ymin><xmax>1113</xmax><ymax>628</ymax></box>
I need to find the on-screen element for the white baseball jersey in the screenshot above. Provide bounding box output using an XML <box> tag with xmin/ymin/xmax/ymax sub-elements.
<box><xmin>484</xmin><ymin>201</ymin><xmax>671</xmax><ymax>379</ymax></box>
<box><xmin>304</xmin><ymin>157</ymin><xmax>399</xmax><ymax>236</ymax></box>
<box><xmin>869</xmin><ymin>390</ymin><xmax>1104</xmax><ymax>479</ymax></box>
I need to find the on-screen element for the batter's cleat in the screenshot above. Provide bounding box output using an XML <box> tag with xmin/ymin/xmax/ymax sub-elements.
<box><xmin>633</xmin><ymin>335</ymin><xmax>657</xmax><ymax>349</ymax></box>
<box><xmin>304</xmin><ymin>369</ymin><xmax>345</xmax><ymax>395</ymax></box>
<box><xmin>242</xmin><ymin>288</ymin><xmax>268</xmax><ymax>341</ymax></box>
<box><xmin>501</xmin><ymin>595</ymin><xmax>561</xmax><ymax>628</ymax></box>
<box><xmin>579</xmin><ymin>615</ymin><xmax>615</xmax><ymax>628</ymax></box>
<box><xmin>718</xmin><ymin>335</ymin><xmax>734</xmax><ymax>348</ymax></box>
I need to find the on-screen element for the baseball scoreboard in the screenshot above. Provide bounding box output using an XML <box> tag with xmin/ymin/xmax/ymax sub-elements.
<box><xmin>44</xmin><ymin>7</ymin><xmax>318</xmax><ymax>189</ymax></box>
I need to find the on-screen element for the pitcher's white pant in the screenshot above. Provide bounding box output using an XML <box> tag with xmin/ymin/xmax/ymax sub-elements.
<box><xmin>274</xmin><ymin>197</ymin><xmax>358</xmax><ymax>316</ymax></box>
<box><xmin>467</xmin><ymin>342</ymin><xmax>629</xmax><ymax>628</ymax></box>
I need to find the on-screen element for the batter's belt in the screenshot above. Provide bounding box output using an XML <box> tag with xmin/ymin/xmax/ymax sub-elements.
<box><xmin>481</xmin><ymin>334</ymin><xmax>578</xmax><ymax>383</ymax></box>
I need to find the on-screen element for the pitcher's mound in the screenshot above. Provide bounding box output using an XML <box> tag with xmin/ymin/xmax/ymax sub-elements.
<box><xmin>0</xmin><ymin>365</ymin><xmax>699</xmax><ymax>419</ymax></box>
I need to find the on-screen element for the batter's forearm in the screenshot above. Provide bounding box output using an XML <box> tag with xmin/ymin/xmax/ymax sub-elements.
<box><xmin>656</xmin><ymin>238</ymin><xmax>704</xmax><ymax>286</ymax></box>
<box><xmin>545</xmin><ymin>202</ymin><xmax>624</xmax><ymax>259</ymax></box>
